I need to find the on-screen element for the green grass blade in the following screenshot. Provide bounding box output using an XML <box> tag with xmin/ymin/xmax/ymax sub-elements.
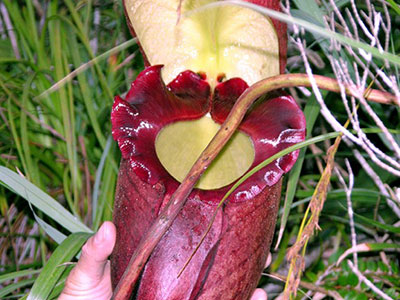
<box><xmin>292</xmin><ymin>0</ymin><xmax>325</xmax><ymax>25</ymax></box>
<box><xmin>337</xmin><ymin>242</ymin><xmax>400</xmax><ymax>265</ymax></box>
<box><xmin>275</xmin><ymin>95</ymin><xmax>320</xmax><ymax>249</ymax></box>
<box><xmin>64</xmin><ymin>0</ymin><xmax>115</xmax><ymax>101</ymax></box>
<box><xmin>48</xmin><ymin>273</ymin><xmax>70</xmax><ymax>299</ymax></box>
<box><xmin>355</xmin><ymin>213</ymin><xmax>400</xmax><ymax>233</ymax></box>
<box><xmin>69</xmin><ymin>32</ymin><xmax>106</xmax><ymax>148</ymax></box>
<box><xmin>219</xmin><ymin>132</ymin><xmax>341</xmax><ymax>205</ymax></box>
<box><xmin>21</xmin><ymin>74</ymin><xmax>39</xmax><ymax>184</ymax></box>
<box><xmin>4</xmin><ymin>87</ymin><xmax>28</xmax><ymax>174</ymax></box>
<box><xmin>93</xmin><ymin>161</ymin><xmax>116</xmax><ymax>229</ymax></box>
<box><xmin>35</xmin><ymin>38</ymin><xmax>137</xmax><ymax>102</ymax></box>
<box><xmin>328</xmin><ymin>215</ymin><xmax>375</xmax><ymax>236</ymax></box>
<box><xmin>387</xmin><ymin>0</ymin><xmax>400</xmax><ymax>15</ymax></box>
<box><xmin>51</xmin><ymin>19</ymin><xmax>80</xmax><ymax>209</ymax></box>
<box><xmin>29</xmin><ymin>203</ymin><xmax>67</xmax><ymax>244</ymax></box>
<box><xmin>0</xmin><ymin>167</ymin><xmax>92</xmax><ymax>233</ymax></box>
<box><xmin>0</xmin><ymin>269</ymin><xmax>41</xmax><ymax>284</ymax></box>
<box><xmin>365</xmin><ymin>243</ymin><xmax>400</xmax><ymax>251</ymax></box>
<box><xmin>92</xmin><ymin>135</ymin><xmax>113</xmax><ymax>227</ymax></box>
<box><xmin>27</xmin><ymin>232</ymin><xmax>92</xmax><ymax>300</ymax></box>
<box><xmin>0</xmin><ymin>278</ymin><xmax>36</xmax><ymax>298</ymax></box>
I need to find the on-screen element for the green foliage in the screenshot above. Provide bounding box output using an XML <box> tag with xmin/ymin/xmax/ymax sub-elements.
<box><xmin>0</xmin><ymin>0</ymin><xmax>137</xmax><ymax>297</ymax></box>
<box><xmin>323</xmin><ymin>257</ymin><xmax>400</xmax><ymax>299</ymax></box>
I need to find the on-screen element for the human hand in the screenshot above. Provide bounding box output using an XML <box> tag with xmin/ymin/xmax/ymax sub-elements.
<box><xmin>59</xmin><ymin>221</ymin><xmax>268</xmax><ymax>300</ymax></box>
<box><xmin>59</xmin><ymin>221</ymin><xmax>116</xmax><ymax>300</ymax></box>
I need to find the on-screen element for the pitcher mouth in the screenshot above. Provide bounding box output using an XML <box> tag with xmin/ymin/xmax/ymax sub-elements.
<box><xmin>111</xmin><ymin>65</ymin><xmax>306</xmax><ymax>203</ymax></box>
<box><xmin>155</xmin><ymin>115</ymin><xmax>255</xmax><ymax>190</ymax></box>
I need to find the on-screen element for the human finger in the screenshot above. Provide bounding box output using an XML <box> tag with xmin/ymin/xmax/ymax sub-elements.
<box><xmin>75</xmin><ymin>221</ymin><xmax>116</xmax><ymax>281</ymax></box>
<box><xmin>250</xmin><ymin>288</ymin><xmax>268</xmax><ymax>300</ymax></box>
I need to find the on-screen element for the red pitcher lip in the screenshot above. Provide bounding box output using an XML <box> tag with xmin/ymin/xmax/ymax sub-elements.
<box><xmin>111</xmin><ymin>65</ymin><xmax>306</xmax><ymax>204</ymax></box>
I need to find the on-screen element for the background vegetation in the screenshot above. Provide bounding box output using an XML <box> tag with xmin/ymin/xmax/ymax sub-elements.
<box><xmin>0</xmin><ymin>0</ymin><xmax>399</xmax><ymax>299</ymax></box>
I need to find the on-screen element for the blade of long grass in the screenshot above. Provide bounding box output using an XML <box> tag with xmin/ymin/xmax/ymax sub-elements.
<box><xmin>63</xmin><ymin>24</ymin><xmax>79</xmax><ymax>209</ymax></box>
<box><xmin>223</xmin><ymin>132</ymin><xmax>340</xmax><ymax>202</ymax></box>
<box><xmin>64</xmin><ymin>0</ymin><xmax>114</xmax><ymax>101</ymax></box>
<box><xmin>69</xmin><ymin>31</ymin><xmax>106</xmax><ymax>148</ymax></box>
<box><xmin>275</xmin><ymin>95</ymin><xmax>320</xmax><ymax>249</ymax></box>
<box><xmin>292</xmin><ymin>0</ymin><xmax>325</xmax><ymax>25</ymax></box>
<box><xmin>0</xmin><ymin>167</ymin><xmax>91</xmax><ymax>233</ymax></box>
<box><xmin>291</xmin><ymin>0</ymin><xmax>344</xmax><ymax>67</ymax></box>
<box><xmin>20</xmin><ymin>74</ymin><xmax>39</xmax><ymax>184</ymax></box>
<box><xmin>2</xmin><ymin>0</ymin><xmax>33</xmax><ymax>60</ymax></box>
<box><xmin>62</xmin><ymin>167</ymin><xmax>76</xmax><ymax>215</ymax></box>
<box><xmin>0</xmin><ymin>278</ymin><xmax>36</xmax><ymax>298</ymax></box>
<box><xmin>48</xmin><ymin>270</ymin><xmax>71</xmax><ymax>299</ymax></box>
<box><xmin>327</xmin><ymin>216</ymin><xmax>376</xmax><ymax>237</ymax></box>
<box><xmin>337</xmin><ymin>242</ymin><xmax>400</xmax><ymax>265</ymax></box>
<box><xmin>24</xmin><ymin>0</ymin><xmax>42</xmax><ymax>62</ymax></box>
<box><xmin>83</xmin><ymin>0</ymin><xmax>93</xmax><ymax>34</ymax></box>
<box><xmin>17</xmin><ymin>268</ymin><xmax>73</xmax><ymax>300</ymax></box>
<box><xmin>292</xmin><ymin>188</ymin><xmax>388</xmax><ymax>210</ymax></box>
<box><xmin>27</xmin><ymin>232</ymin><xmax>92</xmax><ymax>300</ymax></box>
<box><xmin>50</xmin><ymin>17</ymin><xmax>81</xmax><ymax>210</ymax></box>
<box><xmin>387</xmin><ymin>0</ymin><xmax>400</xmax><ymax>15</ymax></box>
<box><xmin>35</xmin><ymin>38</ymin><xmax>137</xmax><ymax>102</ymax></box>
<box><xmin>5</xmin><ymin>91</ymin><xmax>28</xmax><ymax>174</ymax></box>
<box><xmin>354</xmin><ymin>213</ymin><xmax>400</xmax><ymax>233</ymax></box>
<box><xmin>92</xmin><ymin>135</ymin><xmax>113</xmax><ymax>228</ymax></box>
<box><xmin>93</xmin><ymin>154</ymin><xmax>117</xmax><ymax>229</ymax></box>
<box><xmin>29</xmin><ymin>202</ymin><xmax>67</xmax><ymax>244</ymax></box>
<box><xmin>0</xmin><ymin>269</ymin><xmax>41</xmax><ymax>284</ymax></box>
<box><xmin>65</xmin><ymin>50</ymin><xmax>81</xmax><ymax>210</ymax></box>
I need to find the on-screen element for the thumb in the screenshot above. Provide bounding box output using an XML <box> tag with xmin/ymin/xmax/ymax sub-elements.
<box><xmin>251</xmin><ymin>288</ymin><xmax>268</xmax><ymax>300</ymax></box>
<box><xmin>59</xmin><ymin>222</ymin><xmax>116</xmax><ymax>299</ymax></box>
<box><xmin>68</xmin><ymin>221</ymin><xmax>116</xmax><ymax>285</ymax></box>
<box><xmin>59</xmin><ymin>222</ymin><xmax>116</xmax><ymax>300</ymax></box>
<box><xmin>77</xmin><ymin>221</ymin><xmax>116</xmax><ymax>281</ymax></box>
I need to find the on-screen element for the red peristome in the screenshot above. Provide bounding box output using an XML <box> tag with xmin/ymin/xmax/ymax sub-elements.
<box><xmin>112</xmin><ymin>65</ymin><xmax>305</xmax><ymax>204</ymax></box>
<box><xmin>211</xmin><ymin>79</ymin><xmax>305</xmax><ymax>200</ymax></box>
<box><xmin>112</xmin><ymin>65</ymin><xmax>210</xmax><ymax>184</ymax></box>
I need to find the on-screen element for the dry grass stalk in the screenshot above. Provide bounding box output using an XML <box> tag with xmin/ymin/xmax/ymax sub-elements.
<box><xmin>284</xmin><ymin>131</ymin><xmax>343</xmax><ymax>298</ymax></box>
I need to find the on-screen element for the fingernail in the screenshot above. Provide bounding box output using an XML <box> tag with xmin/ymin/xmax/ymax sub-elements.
<box><xmin>94</xmin><ymin>223</ymin><xmax>106</xmax><ymax>244</ymax></box>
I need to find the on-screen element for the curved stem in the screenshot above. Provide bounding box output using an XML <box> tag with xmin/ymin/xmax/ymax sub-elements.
<box><xmin>112</xmin><ymin>73</ymin><xmax>396</xmax><ymax>300</ymax></box>
<box><xmin>254</xmin><ymin>73</ymin><xmax>396</xmax><ymax>105</ymax></box>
